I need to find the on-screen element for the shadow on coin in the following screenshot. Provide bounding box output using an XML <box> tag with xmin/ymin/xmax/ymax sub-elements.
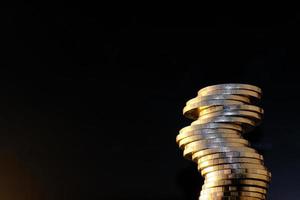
<box><xmin>176</xmin><ymin>163</ymin><xmax>204</xmax><ymax>200</ymax></box>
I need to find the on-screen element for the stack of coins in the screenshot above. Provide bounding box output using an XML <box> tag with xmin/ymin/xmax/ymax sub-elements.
<box><xmin>176</xmin><ymin>84</ymin><xmax>271</xmax><ymax>200</ymax></box>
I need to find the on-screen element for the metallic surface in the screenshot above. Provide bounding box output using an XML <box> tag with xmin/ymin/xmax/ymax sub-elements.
<box><xmin>176</xmin><ymin>83</ymin><xmax>271</xmax><ymax>200</ymax></box>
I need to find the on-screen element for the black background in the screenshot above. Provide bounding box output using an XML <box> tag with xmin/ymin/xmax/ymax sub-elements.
<box><xmin>1</xmin><ymin>4</ymin><xmax>300</xmax><ymax>200</ymax></box>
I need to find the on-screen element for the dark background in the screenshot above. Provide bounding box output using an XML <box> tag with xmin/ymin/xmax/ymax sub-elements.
<box><xmin>1</xmin><ymin>4</ymin><xmax>300</xmax><ymax>200</ymax></box>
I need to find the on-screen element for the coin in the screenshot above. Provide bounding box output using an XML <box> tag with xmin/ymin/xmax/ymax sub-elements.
<box><xmin>199</xmin><ymin>105</ymin><xmax>264</xmax><ymax>117</ymax></box>
<box><xmin>198</xmin><ymin>84</ymin><xmax>262</xmax><ymax>94</ymax></box>
<box><xmin>202</xmin><ymin>179</ymin><xmax>268</xmax><ymax>189</ymax></box>
<box><xmin>184</xmin><ymin>99</ymin><xmax>246</xmax><ymax>119</ymax></box>
<box><xmin>198</xmin><ymin>89</ymin><xmax>261</xmax><ymax>99</ymax></box>
<box><xmin>205</xmin><ymin>169</ymin><xmax>271</xmax><ymax>178</ymax></box>
<box><xmin>192</xmin><ymin>147</ymin><xmax>257</xmax><ymax>161</ymax></box>
<box><xmin>177</xmin><ymin>127</ymin><xmax>241</xmax><ymax>143</ymax></box>
<box><xmin>187</xmin><ymin>138</ymin><xmax>249</xmax><ymax>148</ymax></box>
<box><xmin>177</xmin><ymin>84</ymin><xmax>270</xmax><ymax>199</ymax></box>
<box><xmin>192</xmin><ymin>116</ymin><xmax>256</xmax><ymax>127</ymax></box>
<box><xmin>198</xmin><ymin>157</ymin><xmax>263</xmax><ymax>169</ymax></box>
<box><xmin>187</xmin><ymin>94</ymin><xmax>251</xmax><ymax>105</ymax></box>
<box><xmin>200</xmin><ymin>186</ymin><xmax>267</xmax><ymax>194</ymax></box>
<box><xmin>200</xmin><ymin>191</ymin><xmax>265</xmax><ymax>199</ymax></box>
<box><xmin>201</xmin><ymin>163</ymin><xmax>267</xmax><ymax>175</ymax></box>
<box><xmin>199</xmin><ymin>110</ymin><xmax>262</xmax><ymax>122</ymax></box>
<box><xmin>184</xmin><ymin>143</ymin><xmax>249</xmax><ymax>159</ymax></box>
<box><xmin>199</xmin><ymin>196</ymin><xmax>262</xmax><ymax>200</ymax></box>
<box><xmin>205</xmin><ymin>173</ymin><xmax>270</xmax><ymax>182</ymax></box>
<box><xmin>178</xmin><ymin>133</ymin><xmax>242</xmax><ymax>149</ymax></box>
<box><xmin>198</xmin><ymin>152</ymin><xmax>263</xmax><ymax>163</ymax></box>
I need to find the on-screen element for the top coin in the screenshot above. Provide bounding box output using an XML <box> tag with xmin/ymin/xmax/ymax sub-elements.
<box><xmin>198</xmin><ymin>84</ymin><xmax>262</xmax><ymax>95</ymax></box>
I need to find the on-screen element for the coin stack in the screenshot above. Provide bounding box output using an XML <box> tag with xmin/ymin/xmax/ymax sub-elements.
<box><xmin>176</xmin><ymin>84</ymin><xmax>271</xmax><ymax>200</ymax></box>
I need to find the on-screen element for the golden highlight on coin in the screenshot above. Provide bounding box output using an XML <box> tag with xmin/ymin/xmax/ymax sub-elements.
<box><xmin>176</xmin><ymin>83</ymin><xmax>271</xmax><ymax>200</ymax></box>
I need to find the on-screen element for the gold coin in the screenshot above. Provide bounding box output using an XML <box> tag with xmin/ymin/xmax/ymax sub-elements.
<box><xmin>198</xmin><ymin>84</ymin><xmax>262</xmax><ymax>94</ymax></box>
<box><xmin>187</xmin><ymin>94</ymin><xmax>251</xmax><ymax>105</ymax></box>
<box><xmin>199</xmin><ymin>110</ymin><xmax>262</xmax><ymax>122</ymax></box>
<box><xmin>178</xmin><ymin>133</ymin><xmax>242</xmax><ymax>149</ymax></box>
<box><xmin>201</xmin><ymin>163</ymin><xmax>267</xmax><ymax>175</ymax></box>
<box><xmin>185</xmin><ymin>139</ymin><xmax>249</xmax><ymax>155</ymax></box>
<box><xmin>200</xmin><ymin>191</ymin><xmax>265</xmax><ymax>199</ymax></box>
<box><xmin>200</xmin><ymin>186</ymin><xmax>267</xmax><ymax>194</ymax></box>
<box><xmin>204</xmin><ymin>168</ymin><xmax>271</xmax><ymax>178</ymax></box>
<box><xmin>198</xmin><ymin>89</ymin><xmax>261</xmax><ymax>99</ymax></box>
<box><xmin>199</xmin><ymin>105</ymin><xmax>264</xmax><ymax>117</ymax></box>
<box><xmin>177</xmin><ymin>127</ymin><xmax>241</xmax><ymax>143</ymax></box>
<box><xmin>187</xmin><ymin>138</ymin><xmax>249</xmax><ymax>148</ymax></box>
<box><xmin>202</xmin><ymin>179</ymin><xmax>268</xmax><ymax>189</ymax></box>
<box><xmin>199</xmin><ymin>158</ymin><xmax>263</xmax><ymax>169</ymax></box>
<box><xmin>184</xmin><ymin>143</ymin><xmax>248</xmax><ymax>159</ymax></box>
<box><xmin>192</xmin><ymin>116</ymin><xmax>256</xmax><ymax>128</ymax></box>
<box><xmin>180</xmin><ymin>123</ymin><xmax>243</xmax><ymax>135</ymax></box>
<box><xmin>205</xmin><ymin>173</ymin><xmax>270</xmax><ymax>182</ymax></box>
<box><xmin>184</xmin><ymin>99</ymin><xmax>245</xmax><ymax>119</ymax></box>
<box><xmin>198</xmin><ymin>152</ymin><xmax>263</xmax><ymax>163</ymax></box>
<box><xmin>192</xmin><ymin>147</ymin><xmax>257</xmax><ymax>161</ymax></box>
<box><xmin>199</xmin><ymin>196</ymin><xmax>262</xmax><ymax>200</ymax></box>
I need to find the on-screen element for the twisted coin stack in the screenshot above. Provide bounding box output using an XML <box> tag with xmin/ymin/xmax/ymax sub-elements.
<box><xmin>176</xmin><ymin>84</ymin><xmax>271</xmax><ymax>200</ymax></box>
